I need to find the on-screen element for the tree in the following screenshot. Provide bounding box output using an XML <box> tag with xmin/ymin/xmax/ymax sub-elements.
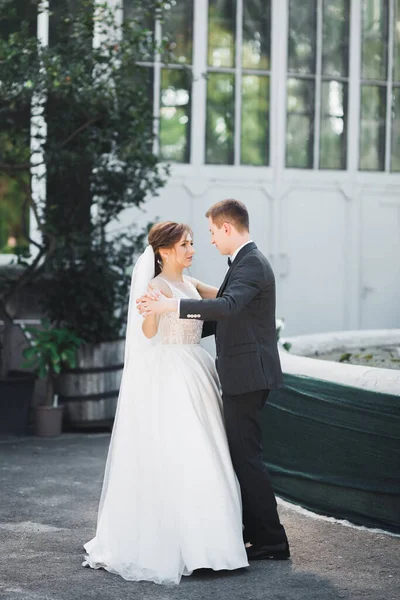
<box><xmin>0</xmin><ymin>0</ymin><xmax>170</xmax><ymax>376</ymax></box>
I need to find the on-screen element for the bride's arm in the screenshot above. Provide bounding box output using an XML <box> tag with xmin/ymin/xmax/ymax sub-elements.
<box><xmin>186</xmin><ymin>276</ymin><xmax>218</xmax><ymax>299</ymax></box>
<box><xmin>141</xmin><ymin>311</ymin><xmax>159</xmax><ymax>339</ymax></box>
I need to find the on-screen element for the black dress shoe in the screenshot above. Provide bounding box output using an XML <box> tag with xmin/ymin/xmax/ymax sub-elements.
<box><xmin>246</xmin><ymin>541</ymin><xmax>290</xmax><ymax>561</ymax></box>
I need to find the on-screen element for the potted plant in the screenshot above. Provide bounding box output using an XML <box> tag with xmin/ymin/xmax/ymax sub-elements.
<box><xmin>22</xmin><ymin>320</ymin><xmax>84</xmax><ymax>436</ymax></box>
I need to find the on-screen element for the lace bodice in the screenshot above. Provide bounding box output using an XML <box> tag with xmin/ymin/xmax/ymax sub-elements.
<box><xmin>157</xmin><ymin>277</ymin><xmax>203</xmax><ymax>345</ymax></box>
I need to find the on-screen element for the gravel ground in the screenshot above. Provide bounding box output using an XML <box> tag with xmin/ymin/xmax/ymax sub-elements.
<box><xmin>0</xmin><ymin>434</ymin><xmax>399</xmax><ymax>600</ymax></box>
<box><xmin>307</xmin><ymin>345</ymin><xmax>400</xmax><ymax>370</ymax></box>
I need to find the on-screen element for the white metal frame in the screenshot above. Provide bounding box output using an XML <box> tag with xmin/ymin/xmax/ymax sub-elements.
<box><xmin>204</xmin><ymin>0</ymin><xmax>272</xmax><ymax>167</ymax></box>
<box><xmin>384</xmin><ymin>0</ymin><xmax>395</xmax><ymax>172</ymax></box>
<box><xmin>136</xmin><ymin>2</ymin><xmax>195</xmax><ymax>162</ymax></box>
<box><xmin>359</xmin><ymin>0</ymin><xmax>398</xmax><ymax>172</ymax></box>
<box><xmin>285</xmin><ymin>0</ymin><xmax>351</xmax><ymax>171</ymax></box>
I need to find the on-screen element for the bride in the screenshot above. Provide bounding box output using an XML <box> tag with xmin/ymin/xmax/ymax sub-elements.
<box><xmin>83</xmin><ymin>221</ymin><xmax>249</xmax><ymax>585</ymax></box>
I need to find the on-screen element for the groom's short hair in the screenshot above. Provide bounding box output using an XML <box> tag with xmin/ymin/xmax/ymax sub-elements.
<box><xmin>206</xmin><ymin>199</ymin><xmax>249</xmax><ymax>233</ymax></box>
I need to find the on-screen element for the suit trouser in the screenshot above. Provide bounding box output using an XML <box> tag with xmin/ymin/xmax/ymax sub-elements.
<box><xmin>222</xmin><ymin>389</ymin><xmax>287</xmax><ymax>546</ymax></box>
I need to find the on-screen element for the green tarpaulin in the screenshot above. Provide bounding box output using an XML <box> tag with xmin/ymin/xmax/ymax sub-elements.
<box><xmin>264</xmin><ymin>374</ymin><xmax>400</xmax><ymax>533</ymax></box>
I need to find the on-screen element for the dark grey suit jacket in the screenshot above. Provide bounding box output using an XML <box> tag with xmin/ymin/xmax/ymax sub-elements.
<box><xmin>179</xmin><ymin>242</ymin><xmax>283</xmax><ymax>396</ymax></box>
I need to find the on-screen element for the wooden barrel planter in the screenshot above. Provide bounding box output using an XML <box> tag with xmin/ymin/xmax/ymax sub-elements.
<box><xmin>58</xmin><ymin>340</ymin><xmax>124</xmax><ymax>429</ymax></box>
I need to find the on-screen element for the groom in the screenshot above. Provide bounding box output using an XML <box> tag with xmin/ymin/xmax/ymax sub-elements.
<box><xmin>140</xmin><ymin>199</ymin><xmax>289</xmax><ymax>560</ymax></box>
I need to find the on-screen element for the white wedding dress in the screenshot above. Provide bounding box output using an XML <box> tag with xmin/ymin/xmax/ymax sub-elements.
<box><xmin>83</xmin><ymin>273</ymin><xmax>249</xmax><ymax>585</ymax></box>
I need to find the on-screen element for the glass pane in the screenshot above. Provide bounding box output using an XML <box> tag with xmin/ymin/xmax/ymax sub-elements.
<box><xmin>123</xmin><ymin>0</ymin><xmax>135</xmax><ymax>20</ymax></box>
<box><xmin>0</xmin><ymin>175</ymin><xmax>30</xmax><ymax>254</ymax></box>
<box><xmin>391</xmin><ymin>86</ymin><xmax>400</xmax><ymax>171</ymax></box>
<box><xmin>286</xmin><ymin>78</ymin><xmax>315</xmax><ymax>168</ymax></box>
<box><xmin>208</xmin><ymin>0</ymin><xmax>236</xmax><ymax>68</ymax></box>
<box><xmin>0</xmin><ymin>93</ymin><xmax>31</xmax><ymax>255</ymax></box>
<box><xmin>123</xmin><ymin>1</ymin><xmax>155</xmax><ymax>31</ymax></box>
<box><xmin>206</xmin><ymin>73</ymin><xmax>235</xmax><ymax>164</ymax></box>
<box><xmin>162</xmin><ymin>0</ymin><xmax>193</xmax><ymax>64</ymax></box>
<box><xmin>241</xmin><ymin>75</ymin><xmax>269</xmax><ymax>165</ymax></box>
<box><xmin>242</xmin><ymin>0</ymin><xmax>271</xmax><ymax>70</ymax></box>
<box><xmin>0</xmin><ymin>0</ymin><xmax>37</xmax><ymax>39</ymax></box>
<box><xmin>359</xmin><ymin>85</ymin><xmax>386</xmax><ymax>170</ymax></box>
<box><xmin>123</xmin><ymin>0</ymin><xmax>155</xmax><ymax>21</ymax></box>
<box><xmin>394</xmin><ymin>0</ymin><xmax>400</xmax><ymax>82</ymax></box>
<box><xmin>159</xmin><ymin>69</ymin><xmax>191</xmax><ymax>163</ymax></box>
<box><xmin>49</xmin><ymin>0</ymin><xmax>81</xmax><ymax>47</ymax></box>
<box><xmin>319</xmin><ymin>80</ymin><xmax>347</xmax><ymax>169</ymax></box>
<box><xmin>288</xmin><ymin>0</ymin><xmax>317</xmax><ymax>74</ymax></box>
<box><xmin>361</xmin><ymin>0</ymin><xmax>388</xmax><ymax>80</ymax></box>
<box><xmin>123</xmin><ymin>1</ymin><xmax>155</xmax><ymax>62</ymax></box>
<box><xmin>322</xmin><ymin>0</ymin><xmax>349</xmax><ymax>77</ymax></box>
<box><xmin>139</xmin><ymin>65</ymin><xmax>154</xmax><ymax>114</ymax></box>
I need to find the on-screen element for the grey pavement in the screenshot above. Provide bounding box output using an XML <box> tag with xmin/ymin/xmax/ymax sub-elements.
<box><xmin>0</xmin><ymin>434</ymin><xmax>398</xmax><ymax>600</ymax></box>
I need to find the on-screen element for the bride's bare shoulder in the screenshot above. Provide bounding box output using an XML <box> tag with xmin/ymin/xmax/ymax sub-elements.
<box><xmin>149</xmin><ymin>276</ymin><xmax>173</xmax><ymax>298</ymax></box>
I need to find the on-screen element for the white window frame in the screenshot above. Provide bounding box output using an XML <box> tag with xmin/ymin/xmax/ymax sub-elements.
<box><xmin>203</xmin><ymin>0</ymin><xmax>272</xmax><ymax>167</ymax></box>
<box><xmin>359</xmin><ymin>0</ymin><xmax>398</xmax><ymax>172</ymax></box>
<box><xmin>134</xmin><ymin>1</ymin><xmax>194</xmax><ymax>163</ymax></box>
<box><xmin>285</xmin><ymin>0</ymin><xmax>351</xmax><ymax>171</ymax></box>
<box><xmin>176</xmin><ymin>0</ymin><xmax>278</xmax><ymax>178</ymax></box>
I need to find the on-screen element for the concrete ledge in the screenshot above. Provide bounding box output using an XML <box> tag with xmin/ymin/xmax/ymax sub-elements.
<box><xmin>279</xmin><ymin>329</ymin><xmax>400</xmax><ymax>396</ymax></box>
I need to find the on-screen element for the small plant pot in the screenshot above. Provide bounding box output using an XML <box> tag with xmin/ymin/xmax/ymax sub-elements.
<box><xmin>35</xmin><ymin>405</ymin><xmax>64</xmax><ymax>437</ymax></box>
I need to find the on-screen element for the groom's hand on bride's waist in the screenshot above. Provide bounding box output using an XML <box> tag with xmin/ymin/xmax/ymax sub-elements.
<box><xmin>136</xmin><ymin>291</ymin><xmax>177</xmax><ymax>317</ymax></box>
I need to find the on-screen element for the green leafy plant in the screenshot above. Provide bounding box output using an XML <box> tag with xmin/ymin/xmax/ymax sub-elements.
<box><xmin>276</xmin><ymin>318</ymin><xmax>292</xmax><ymax>352</ymax></box>
<box><xmin>22</xmin><ymin>319</ymin><xmax>84</xmax><ymax>405</ymax></box>
<box><xmin>339</xmin><ymin>353</ymin><xmax>352</xmax><ymax>363</ymax></box>
<box><xmin>41</xmin><ymin>225</ymin><xmax>149</xmax><ymax>343</ymax></box>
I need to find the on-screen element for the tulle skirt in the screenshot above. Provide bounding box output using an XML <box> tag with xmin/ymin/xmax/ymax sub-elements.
<box><xmin>83</xmin><ymin>343</ymin><xmax>249</xmax><ymax>584</ymax></box>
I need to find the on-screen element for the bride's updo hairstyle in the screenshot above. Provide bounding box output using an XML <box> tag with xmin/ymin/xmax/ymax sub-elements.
<box><xmin>148</xmin><ymin>221</ymin><xmax>193</xmax><ymax>276</ymax></box>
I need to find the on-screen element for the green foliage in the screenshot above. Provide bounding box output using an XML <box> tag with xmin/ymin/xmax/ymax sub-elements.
<box><xmin>276</xmin><ymin>318</ymin><xmax>291</xmax><ymax>352</ymax></box>
<box><xmin>22</xmin><ymin>319</ymin><xmax>84</xmax><ymax>380</ymax></box>
<box><xmin>0</xmin><ymin>0</ymin><xmax>171</xmax><ymax>375</ymax></box>
<box><xmin>40</xmin><ymin>224</ymin><xmax>149</xmax><ymax>344</ymax></box>
<box><xmin>0</xmin><ymin>0</ymin><xmax>169</xmax><ymax>230</ymax></box>
<box><xmin>339</xmin><ymin>353</ymin><xmax>352</xmax><ymax>363</ymax></box>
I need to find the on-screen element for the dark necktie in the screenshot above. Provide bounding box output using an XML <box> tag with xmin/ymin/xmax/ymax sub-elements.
<box><xmin>227</xmin><ymin>257</ymin><xmax>232</xmax><ymax>267</ymax></box>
